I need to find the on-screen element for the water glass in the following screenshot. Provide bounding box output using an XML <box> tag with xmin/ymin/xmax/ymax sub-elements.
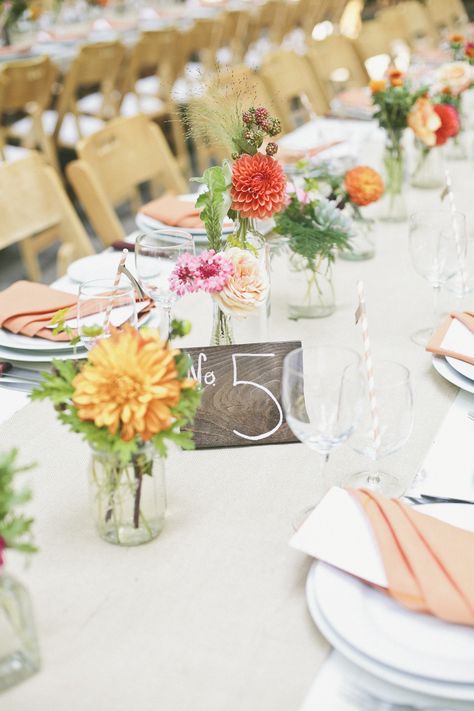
<box><xmin>77</xmin><ymin>279</ymin><xmax>138</xmax><ymax>350</ymax></box>
<box><xmin>282</xmin><ymin>345</ymin><xmax>364</xmax><ymax>526</ymax></box>
<box><xmin>135</xmin><ymin>229</ymin><xmax>194</xmax><ymax>339</ymax></box>
<box><xmin>408</xmin><ymin>209</ymin><xmax>467</xmax><ymax>346</ymax></box>
<box><xmin>344</xmin><ymin>361</ymin><xmax>414</xmax><ymax>497</ymax></box>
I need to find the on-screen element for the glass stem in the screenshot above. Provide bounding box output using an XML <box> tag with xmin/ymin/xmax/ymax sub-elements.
<box><xmin>316</xmin><ymin>452</ymin><xmax>330</xmax><ymax>501</ymax></box>
<box><xmin>160</xmin><ymin>305</ymin><xmax>172</xmax><ymax>341</ymax></box>
<box><xmin>366</xmin><ymin>457</ymin><xmax>381</xmax><ymax>488</ymax></box>
<box><xmin>432</xmin><ymin>284</ymin><xmax>441</xmax><ymax>334</ymax></box>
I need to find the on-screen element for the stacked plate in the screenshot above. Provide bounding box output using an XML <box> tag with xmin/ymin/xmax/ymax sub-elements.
<box><xmin>0</xmin><ymin>327</ymin><xmax>86</xmax><ymax>368</ymax></box>
<box><xmin>306</xmin><ymin>502</ymin><xmax>474</xmax><ymax>701</ymax></box>
<box><xmin>432</xmin><ymin>355</ymin><xmax>474</xmax><ymax>395</ymax></box>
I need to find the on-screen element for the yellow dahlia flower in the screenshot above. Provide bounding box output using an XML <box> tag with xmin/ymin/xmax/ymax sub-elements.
<box><xmin>72</xmin><ymin>326</ymin><xmax>194</xmax><ymax>442</ymax></box>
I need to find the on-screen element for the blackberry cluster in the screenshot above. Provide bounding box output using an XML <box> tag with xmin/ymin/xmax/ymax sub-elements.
<box><xmin>241</xmin><ymin>106</ymin><xmax>281</xmax><ymax>156</ymax></box>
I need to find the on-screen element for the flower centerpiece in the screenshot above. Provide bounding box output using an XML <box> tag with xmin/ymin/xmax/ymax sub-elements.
<box><xmin>0</xmin><ymin>1</ymin><xmax>43</xmax><ymax>45</ymax></box>
<box><xmin>184</xmin><ymin>88</ymin><xmax>286</xmax><ymax>344</ymax></box>
<box><xmin>0</xmin><ymin>449</ymin><xmax>40</xmax><ymax>692</ymax></box>
<box><xmin>32</xmin><ymin>323</ymin><xmax>201</xmax><ymax>546</ymax></box>
<box><xmin>370</xmin><ymin>70</ymin><xmax>427</xmax><ymax>220</ymax></box>
<box><xmin>408</xmin><ymin>95</ymin><xmax>460</xmax><ymax>187</ymax></box>
<box><xmin>433</xmin><ymin>59</ymin><xmax>473</xmax><ymax>159</ymax></box>
<box><xmin>273</xmin><ymin>182</ymin><xmax>354</xmax><ymax>319</ymax></box>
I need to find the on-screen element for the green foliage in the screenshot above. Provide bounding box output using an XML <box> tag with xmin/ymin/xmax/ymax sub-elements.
<box><xmin>170</xmin><ymin>318</ymin><xmax>192</xmax><ymax>340</ymax></box>
<box><xmin>50</xmin><ymin>307</ymin><xmax>80</xmax><ymax>346</ymax></box>
<box><xmin>274</xmin><ymin>195</ymin><xmax>353</xmax><ymax>268</ymax></box>
<box><xmin>192</xmin><ymin>163</ymin><xmax>232</xmax><ymax>251</ymax></box>
<box><xmin>0</xmin><ymin>449</ymin><xmax>36</xmax><ymax>556</ymax></box>
<box><xmin>372</xmin><ymin>83</ymin><xmax>428</xmax><ymax>141</ymax></box>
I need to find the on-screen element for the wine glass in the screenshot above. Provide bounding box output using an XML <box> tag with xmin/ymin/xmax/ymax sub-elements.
<box><xmin>135</xmin><ymin>229</ymin><xmax>195</xmax><ymax>340</ymax></box>
<box><xmin>344</xmin><ymin>361</ymin><xmax>414</xmax><ymax>497</ymax></box>
<box><xmin>77</xmin><ymin>279</ymin><xmax>138</xmax><ymax>350</ymax></box>
<box><xmin>409</xmin><ymin>209</ymin><xmax>467</xmax><ymax>346</ymax></box>
<box><xmin>282</xmin><ymin>345</ymin><xmax>364</xmax><ymax>527</ymax></box>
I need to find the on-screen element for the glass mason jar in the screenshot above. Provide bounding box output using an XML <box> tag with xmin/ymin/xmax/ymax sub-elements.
<box><xmin>379</xmin><ymin>133</ymin><xmax>407</xmax><ymax>222</ymax></box>
<box><xmin>89</xmin><ymin>443</ymin><xmax>166</xmax><ymax>546</ymax></box>
<box><xmin>339</xmin><ymin>212</ymin><xmax>375</xmax><ymax>261</ymax></box>
<box><xmin>0</xmin><ymin>570</ymin><xmax>40</xmax><ymax>692</ymax></box>
<box><xmin>210</xmin><ymin>219</ymin><xmax>270</xmax><ymax>345</ymax></box>
<box><xmin>287</xmin><ymin>251</ymin><xmax>336</xmax><ymax>319</ymax></box>
<box><xmin>410</xmin><ymin>143</ymin><xmax>445</xmax><ymax>189</ymax></box>
<box><xmin>445</xmin><ymin>130</ymin><xmax>469</xmax><ymax>160</ymax></box>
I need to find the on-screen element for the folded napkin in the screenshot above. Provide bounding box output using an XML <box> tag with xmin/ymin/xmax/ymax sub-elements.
<box><xmin>0</xmin><ymin>281</ymin><xmax>150</xmax><ymax>342</ymax></box>
<box><xmin>140</xmin><ymin>195</ymin><xmax>203</xmax><ymax>228</ymax></box>
<box><xmin>278</xmin><ymin>140</ymin><xmax>344</xmax><ymax>164</ymax></box>
<box><xmin>426</xmin><ymin>311</ymin><xmax>474</xmax><ymax>365</ymax></box>
<box><xmin>351</xmin><ymin>488</ymin><xmax>474</xmax><ymax>626</ymax></box>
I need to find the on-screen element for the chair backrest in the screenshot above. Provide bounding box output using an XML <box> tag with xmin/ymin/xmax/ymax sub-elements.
<box><xmin>354</xmin><ymin>20</ymin><xmax>392</xmax><ymax>62</ymax></box>
<box><xmin>67</xmin><ymin>115</ymin><xmax>187</xmax><ymax>245</ymax></box>
<box><xmin>307</xmin><ymin>35</ymin><xmax>369</xmax><ymax>102</ymax></box>
<box><xmin>257</xmin><ymin>0</ymin><xmax>290</xmax><ymax>45</ymax></box>
<box><xmin>0</xmin><ymin>152</ymin><xmax>93</xmax><ymax>280</ymax></box>
<box><xmin>54</xmin><ymin>41</ymin><xmax>126</xmax><ymax>138</ymax></box>
<box><xmin>324</xmin><ymin>0</ymin><xmax>351</xmax><ymax>23</ymax></box>
<box><xmin>0</xmin><ymin>55</ymin><xmax>56</xmax><ymax>114</ymax></box>
<box><xmin>122</xmin><ymin>29</ymin><xmax>182</xmax><ymax>101</ymax></box>
<box><xmin>426</xmin><ymin>0</ymin><xmax>468</xmax><ymax>34</ymax></box>
<box><xmin>184</xmin><ymin>16</ymin><xmax>226</xmax><ymax>71</ymax></box>
<box><xmin>377</xmin><ymin>2</ymin><xmax>438</xmax><ymax>48</ymax></box>
<box><xmin>259</xmin><ymin>51</ymin><xmax>329</xmax><ymax>132</ymax></box>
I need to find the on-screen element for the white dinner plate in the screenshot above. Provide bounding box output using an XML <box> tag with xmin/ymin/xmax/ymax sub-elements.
<box><xmin>135</xmin><ymin>193</ymin><xmax>234</xmax><ymax>240</ymax></box>
<box><xmin>0</xmin><ymin>329</ymin><xmax>78</xmax><ymax>352</ymax></box>
<box><xmin>306</xmin><ymin>503</ymin><xmax>474</xmax><ymax>700</ymax></box>
<box><xmin>67</xmin><ymin>251</ymin><xmax>137</xmax><ymax>284</ymax></box>
<box><xmin>446</xmin><ymin>356</ymin><xmax>474</xmax><ymax>382</ymax></box>
<box><xmin>432</xmin><ymin>356</ymin><xmax>474</xmax><ymax>394</ymax></box>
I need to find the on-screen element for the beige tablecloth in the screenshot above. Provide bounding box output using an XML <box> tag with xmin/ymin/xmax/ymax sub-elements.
<box><xmin>1</xmin><ymin>140</ymin><xmax>468</xmax><ymax>709</ymax></box>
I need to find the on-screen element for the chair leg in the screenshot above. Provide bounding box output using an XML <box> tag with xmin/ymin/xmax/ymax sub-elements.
<box><xmin>18</xmin><ymin>239</ymin><xmax>41</xmax><ymax>282</ymax></box>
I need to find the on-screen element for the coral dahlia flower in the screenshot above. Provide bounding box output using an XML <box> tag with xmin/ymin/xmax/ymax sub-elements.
<box><xmin>433</xmin><ymin>104</ymin><xmax>460</xmax><ymax>146</ymax></box>
<box><xmin>72</xmin><ymin>326</ymin><xmax>195</xmax><ymax>442</ymax></box>
<box><xmin>345</xmin><ymin>166</ymin><xmax>384</xmax><ymax>207</ymax></box>
<box><xmin>231</xmin><ymin>153</ymin><xmax>286</xmax><ymax>220</ymax></box>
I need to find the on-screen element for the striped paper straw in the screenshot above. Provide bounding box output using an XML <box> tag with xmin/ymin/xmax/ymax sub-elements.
<box><xmin>443</xmin><ymin>167</ymin><xmax>466</xmax><ymax>294</ymax></box>
<box><xmin>355</xmin><ymin>280</ymin><xmax>381</xmax><ymax>455</ymax></box>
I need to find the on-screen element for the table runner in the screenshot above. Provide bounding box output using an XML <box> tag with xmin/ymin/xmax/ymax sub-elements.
<box><xmin>0</xmin><ymin>125</ymin><xmax>465</xmax><ymax>709</ymax></box>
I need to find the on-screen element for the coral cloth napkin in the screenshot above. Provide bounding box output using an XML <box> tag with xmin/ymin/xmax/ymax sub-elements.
<box><xmin>139</xmin><ymin>195</ymin><xmax>203</xmax><ymax>228</ymax></box>
<box><xmin>0</xmin><ymin>281</ymin><xmax>150</xmax><ymax>342</ymax></box>
<box><xmin>278</xmin><ymin>140</ymin><xmax>344</xmax><ymax>164</ymax></box>
<box><xmin>426</xmin><ymin>311</ymin><xmax>474</xmax><ymax>365</ymax></box>
<box><xmin>351</xmin><ymin>489</ymin><xmax>474</xmax><ymax>626</ymax></box>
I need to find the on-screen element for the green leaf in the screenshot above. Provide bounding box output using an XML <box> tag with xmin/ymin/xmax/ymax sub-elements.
<box><xmin>0</xmin><ymin>450</ymin><xmax>37</xmax><ymax>556</ymax></box>
<box><xmin>191</xmin><ymin>165</ymin><xmax>231</xmax><ymax>251</ymax></box>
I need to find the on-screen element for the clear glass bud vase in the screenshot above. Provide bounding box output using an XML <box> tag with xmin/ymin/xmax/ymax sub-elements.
<box><xmin>287</xmin><ymin>252</ymin><xmax>336</xmax><ymax>319</ymax></box>
<box><xmin>339</xmin><ymin>213</ymin><xmax>375</xmax><ymax>261</ymax></box>
<box><xmin>210</xmin><ymin>301</ymin><xmax>235</xmax><ymax>346</ymax></box>
<box><xmin>0</xmin><ymin>570</ymin><xmax>40</xmax><ymax>692</ymax></box>
<box><xmin>379</xmin><ymin>135</ymin><xmax>407</xmax><ymax>222</ymax></box>
<box><xmin>410</xmin><ymin>144</ymin><xmax>445</xmax><ymax>189</ymax></box>
<box><xmin>89</xmin><ymin>443</ymin><xmax>166</xmax><ymax>546</ymax></box>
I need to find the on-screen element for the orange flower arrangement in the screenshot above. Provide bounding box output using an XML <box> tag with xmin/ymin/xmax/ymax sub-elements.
<box><xmin>72</xmin><ymin>326</ymin><xmax>196</xmax><ymax>442</ymax></box>
<box><xmin>231</xmin><ymin>153</ymin><xmax>286</xmax><ymax>220</ymax></box>
<box><xmin>345</xmin><ymin>166</ymin><xmax>384</xmax><ymax>207</ymax></box>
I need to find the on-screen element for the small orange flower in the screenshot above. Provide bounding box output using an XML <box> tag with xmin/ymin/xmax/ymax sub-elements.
<box><xmin>388</xmin><ymin>69</ymin><xmax>404</xmax><ymax>87</ymax></box>
<box><xmin>72</xmin><ymin>326</ymin><xmax>197</xmax><ymax>442</ymax></box>
<box><xmin>369</xmin><ymin>79</ymin><xmax>386</xmax><ymax>93</ymax></box>
<box><xmin>449</xmin><ymin>34</ymin><xmax>465</xmax><ymax>43</ymax></box>
<box><xmin>345</xmin><ymin>166</ymin><xmax>384</xmax><ymax>207</ymax></box>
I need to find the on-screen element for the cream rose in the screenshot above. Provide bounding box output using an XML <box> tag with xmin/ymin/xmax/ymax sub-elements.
<box><xmin>213</xmin><ymin>247</ymin><xmax>268</xmax><ymax>317</ymax></box>
<box><xmin>436</xmin><ymin>61</ymin><xmax>472</xmax><ymax>95</ymax></box>
<box><xmin>407</xmin><ymin>97</ymin><xmax>441</xmax><ymax>147</ymax></box>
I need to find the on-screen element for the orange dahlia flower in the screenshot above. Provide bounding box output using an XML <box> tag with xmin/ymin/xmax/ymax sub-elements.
<box><xmin>72</xmin><ymin>326</ymin><xmax>196</xmax><ymax>442</ymax></box>
<box><xmin>388</xmin><ymin>69</ymin><xmax>404</xmax><ymax>87</ymax></box>
<box><xmin>345</xmin><ymin>166</ymin><xmax>384</xmax><ymax>207</ymax></box>
<box><xmin>449</xmin><ymin>34</ymin><xmax>465</xmax><ymax>43</ymax></box>
<box><xmin>231</xmin><ymin>153</ymin><xmax>286</xmax><ymax>219</ymax></box>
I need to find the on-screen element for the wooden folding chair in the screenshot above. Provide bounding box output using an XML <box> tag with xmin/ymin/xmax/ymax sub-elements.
<box><xmin>257</xmin><ymin>0</ymin><xmax>291</xmax><ymax>46</ymax></box>
<box><xmin>258</xmin><ymin>50</ymin><xmax>329</xmax><ymax>132</ymax></box>
<box><xmin>0</xmin><ymin>153</ymin><xmax>94</xmax><ymax>281</ymax></box>
<box><xmin>377</xmin><ymin>2</ymin><xmax>438</xmax><ymax>49</ymax></box>
<box><xmin>66</xmin><ymin>115</ymin><xmax>188</xmax><ymax>247</ymax></box>
<box><xmin>9</xmin><ymin>41</ymin><xmax>125</xmax><ymax>156</ymax></box>
<box><xmin>0</xmin><ymin>56</ymin><xmax>58</xmax><ymax>170</ymax></box>
<box><xmin>426</xmin><ymin>0</ymin><xmax>468</xmax><ymax>35</ymax></box>
<box><xmin>306</xmin><ymin>35</ymin><xmax>369</xmax><ymax>103</ymax></box>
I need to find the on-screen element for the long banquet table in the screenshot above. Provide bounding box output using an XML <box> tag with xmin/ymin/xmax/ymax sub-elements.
<box><xmin>0</xmin><ymin>121</ymin><xmax>471</xmax><ymax>709</ymax></box>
